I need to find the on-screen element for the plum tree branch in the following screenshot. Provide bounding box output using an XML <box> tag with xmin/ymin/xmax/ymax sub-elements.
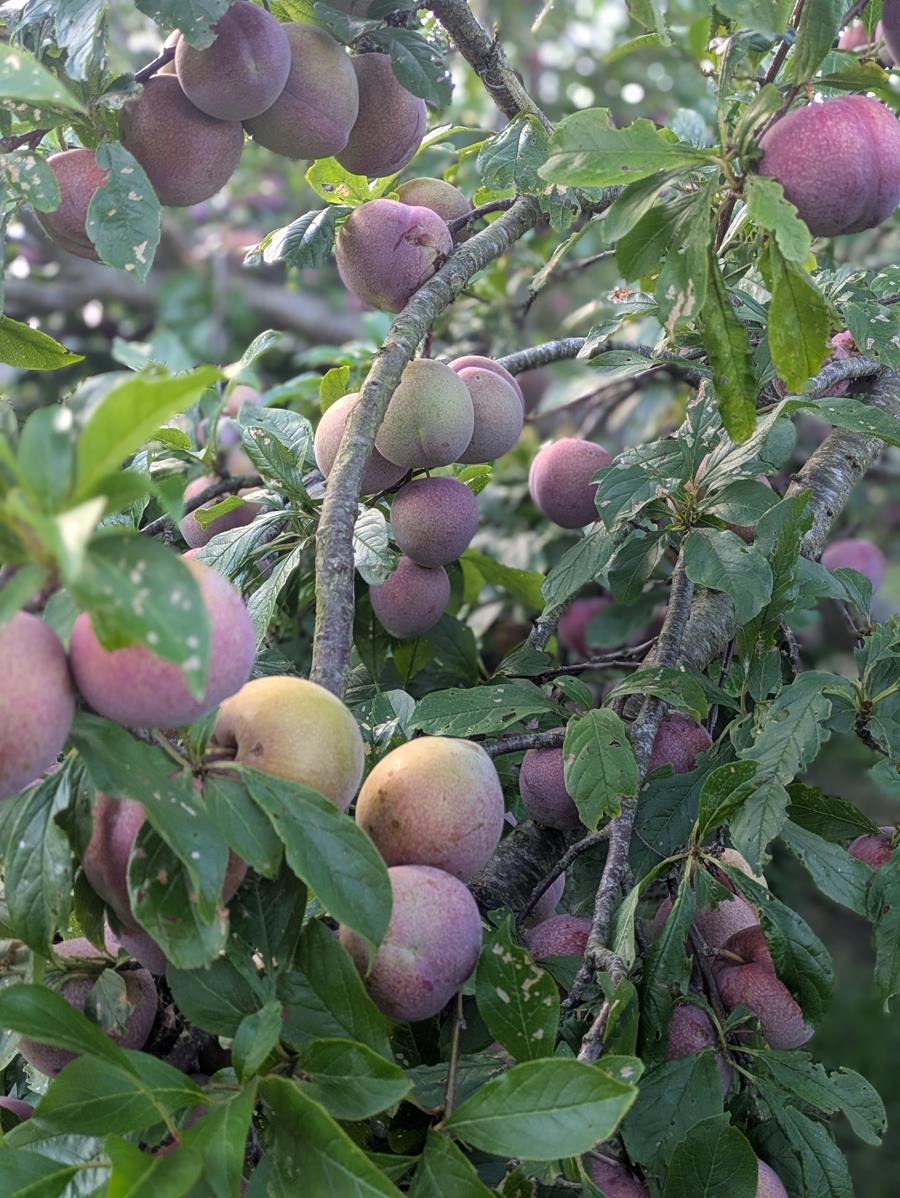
<box><xmin>448</xmin><ymin>197</ymin><xmax>516</xmax><ymax>234</ymax></box>
<box><xmin>482</xmin><ymin>727</ymin><xmax>565</xmax><ymax>758</ymax></box>
<box><xmin>141</xmin><ymin>474</ymin><xmax>262</xmax><ymax>538</ymax></box>
<box><xmin>497</xmin><ymin>338</ymin><xmax>705</xmax><ymax>384</ymax></box>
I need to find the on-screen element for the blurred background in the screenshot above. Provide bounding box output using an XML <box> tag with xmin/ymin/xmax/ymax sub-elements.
<box><xmin>2</xmin><ymin>1</ymin><xmax>898</xmax><ymax>1190</ymax></box>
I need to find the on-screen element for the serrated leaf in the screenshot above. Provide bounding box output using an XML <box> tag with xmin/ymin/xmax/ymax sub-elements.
<box><xmin>664</xmin><ymin>1114</ymin><xmax>757</xmax><ymax>1198</ymax></box>
<box><xmin>249</xmin><ymin>206</ymin><xmax>348</xmax><ymax>268</ymax></box>
<box><xmin>0</xmin><ymin>43</ymin><xmax>86</xmax><ymax>111</ymax></box>
<box><xmin>622</xmin><ymin>1053</ymin><xmax>724</xmax><ymax>1171</ymax></box>
<box><xmin>683</xmin><ymin>529</ymin><xmax>773</xmax><ymax>625</ymax></box>
<box><xmin>475</xmin><ymin>913</ymin><xmax>560</xmax><ymax>1062</ymax></box>
<box><xmin>778</xmin><ymin>820</ymin><xmax>871</xmax><ymax>914</ymax></box>
<box><xmin>354</xmin><ymin>508</ymin><xmax>397</xmax><ymax>586</ymax></box>
<box><xmin>790</xmin><ymin>0</ymin><xmax>844</xmax><ymax>83</ymax></box>
<box><xmin>134</xmin><ymin>2</ymin><xmax>230</xmax><ymax>47</ymax></box>
<box><xmin>767</xmin><ymin>246</ymin><xmax>830</xmax><ymax>393</ymax></box>
<box><xmin>408</xmin><ymin>682</ymin><xmax>558</xmax><ymax>737</ymax></box>
<box><xmin>563</xmin><ymin>708</ymin><xmax>638</xmax><ymax>828</ymax></box>
<box><xmin>407</xmin><ymin>1133</ymin><xmax>493</xmax><ymax>1197</ymax></box>
<box><xmin>744</xmin><ymin>175</ymin><xmax>812</xmax><ymax>265</ymax></box>
<box><xmin>370</xmin><ymin>26</ymin><xmax>451</xmax><ymax>107</ymax></box>
<box><xmin>700</xmin><ymin>259</ymin><xmax>758</xmax><ymax>443</ymax></box>
<box><xmin>297</xmin><ymin>1038</ymin><xmax>411</xmax><ymax>1119</ymax></box>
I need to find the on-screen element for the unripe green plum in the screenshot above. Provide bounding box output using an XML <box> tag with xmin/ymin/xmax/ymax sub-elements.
<box><xmin>389</xmin><ymin>477</ymin><xmax>479</xmax><ymax>566</ymax></box>
<box><xmin>356</xmin><ymin>736</ymin><xmax>505</xmax><ymax>880</ymax></box>
<box><xmin>518</xmin><ymin>744</ymin><xmax>582</xmax><ymax>831</ymax></box>
<box><xmin>179</xmin><ymin>476</ymin><xmax>261</xmax><ymax>549</ymax></box>
<box><xmin>337</xmin><ymin>52</ymin><xmax>426</xmax><ymax>178</ymax></box>
<box><xmin>244</xmin><ymin>23</ymin><xmax>359</xmax><ymax>159</ymax></box>
<box><xmin>447</xmin><ymin>355</ymin><xmax>525</xmax><ymax>405</ymax></box>
<box><xmin>376</xmin><ymin>359</ymin><xmax>474</xmax><ymax>469</ymax></box>
<box><xmin>213</xmin><ymin>675</ymin><xmax>365</xmax><ymax>810</ymax></box>
<box><xmin>339</xmin><ymin>864</ymin><xmax>483</xmax><ymax>1021</ymax></box>
<box><xmin>528</xmin><ymin>438</ymin><xmax>612</xmax><ymax>528</ymax></box>
<box><xmin>175</xmin><ymin>0</ymin><xmax>291</xmax><ymax>121</ymax></box>
<box><xmin>590</xmin><ymin>1158</ymin><xmax>648</xmax><ymax>1198</ymax></box>
<box><xmin>369</xmin><ymin>556</ymin><xmax>450</xmax><ymax>639</ymax></box>
<box><xmin>397</xmin><ymin>177</ymin><xmax>471</xmax><ymax>226</ymax></box>
<box><xmin>524</xmin><ymin>914</ymin><xmax>591</xmax><ymax>961</ymax></box>
<box><xmin>648</xmin><ymin>713</ymin><xmax>712</xmax><ymax>774</ymax></box>
<box><xmin>665</xmin><ymin>1003</ymin><xmax>732</xmax><ymax>1095</ymax></box>
<box><xmin>456</xmin><ymin>366</ymin><xmax>524</xmax><ymax>463</ymax></box>
<box><xmin>820</xmin><ymin>537</ymin><xmax>886</xmax><ymax>590</ymax></box>
<box><xmin>757</xmin><ymin>96</ymin><xmax>900</xmax><ymax>236</ymax></box>
<box><xmin>715</xmin><ymin>927</ymin><xmax>812</xmax><ymax>1049</ymax></box>
<box><xmin>0</xmin><ymin>1096</ymin><xmax>32</xmax><ymax>1124</ymax></box>
<box><xmin>36</xmin><ymin>149</ymin><xmax>108</xmax><ymax>260</ymax></box>
<box><xmin>335</xmin><ymin>199</ymin><xmax>452</xmax><ymax>313</ymax></box>
<box><xmin>314</xmin><ymin>392</ymin><xmax>407</xmax><ymax>496</ymax></box>
<box><xmin>69</xmin><ymin>559</ymin><xmax>255</xmax><ymax>729</ymax></box>
<box><xmin>19</xmin><ymin>938</ymin><xmax>157</xmax><ymax>1076</ymax></box>
<box><xmin>557</xmin><ymin>595</ymin><xmax>610</xmax><ymax>658</ymax></box>
<box><xmin>119</xmin><ymin>76</ymin><xmax>244</xmax><ymax>207</ymax></box>
<box><xmin>849</xmin><ymin>826</ymin><xmax>895</xmax><ymax>868</ymax></box>
<box><xmin>756</xmin><ymin>1159</ymin><xmax>788</xmax><ymax>1198</ymax></box>
<box><xmin>0</xmin><ymin>612</ymin><xmax>75</xmax><ymax>800</ymax></box>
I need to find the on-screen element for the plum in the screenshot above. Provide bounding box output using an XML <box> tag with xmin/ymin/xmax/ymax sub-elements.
<box><xmin>69</xmin><ymin>559</ymin><xmax>255</xmax><ymax>729</ymax></box>
<box><xmin>179</xmin><ymin>476</ymin><xmax>261</xmax><ymax>549</ymax></box>
<box><xmin>314</xmin><ymin>392</ymin><xmax>407</xmax><ymax>497</ymax></box>
<box><xmin>557</xmin><ymin>595</ymin><xmax>610</xmax><ymax>658</ymax></box>
<box><xmin>447</xmin><ymin>355</ymin><xmax>524</xmax><ymax>405</ymax></box>
<box><xmin>652</xmin><ymin>888</ymin><xmax>759</xmax><ymax>950</ymax></box>
<box><xmin>455</xmin><ymin>365</ymin><xmax>525</xmax><ymax>463</ymax></box>
<box><xmin>528</xmin><ymin>438</ymin><xmax>612</xmax><ymax>528</ymax></box>
<box><xmin>223</xmin><ymin>384</ymin><xmax>262</xmax><ymax>418</ymax></box>
<box><xmin>524</xmin><ymin>914</ymin><xmax>591</xmax><ymax>960</ymax></box>
<box><xmin>36</xmin><ymin>149</ymin><xmax>108</xmax><ymax>260</ymax></box>
<box><xmin>337</xmin><ymin>52</ymin><xmax>426</xmax><ymax>178</ymax></box>
<box><xmin>355</xmin><ymin>736</ymin><xmax>505</xmax><ymax>880</ymax></box>
<box><xmin>339</xmin><ymin>864</ymin><xmax>483</xmax><ymax>1021</ymax></box>
<box><xmin>244</xmin><ymin>23</ymin><xmax>359</xmax><ymax>159</ymax></box>
<box><xmin>665</xmin><ymin>1003</ymin><xmax>732</xmax><ymax>1095</ymax></box>
<box><xmin>526</xmin><ymin>872</ymin><xmax>566</xmax><ymax>925</ymax></box>
<box><xmin>375</xmin><ymin>359</ymin><xmax>474</xmax><ymax>469</ymax></box>
<box><xmin>0</xmin><ymin>1096</ymin><xmax>32</xmax><ymax>1123</ymax></box>
<box><xmin>212</xmin><ymin>675</ymin><xmax>365</xmax><ymax>810</ymax></box>
<box><xmin>647</xmin><ymin>713</ymin><xmax>712</xmax><ymax>774</ymax></box>
<box><xmin>335</xmin><ymin>199</ymin><xmax>453</xmax><ymax>313</ymax></box>
<box><xmin>0</xmin><ymin>612</ymin><xmax>75</xmax><ymax>800</ymax></box>
<box><xmin>848</xmin><ymin>826</ymin><xmax>895</xmax><ymax>868</ymax></box>
<box><xmin>820</xmin><ymin>537</ymin><xmax>886</xmax><ymax>590</ymax></box>
<box><xmin>389</xmin><ymin>477</ymin><xmax>479</xmax><ymax>566</ymax></box>
<box><xmin>715</xmin><ymin>927</ymin><xmax>813</xmax><ymax>1049</ymax></box>
<box><xmin>885</xmin><ymin>3</ymin><xmax>900</xmax><ymax>63</ymax></box>
<box><xmin>756</xmin><ymin>1159</ymin><xmax>789</xmax><ymax>1198</ymax></box>
<box><xmin>397</xmin><ymin>177</ymin><xmax>471</xmax><ymax>226</ymax></box>
<box><xmin>518</xmin><ymin>744</ymin><xmax>582</xmax><ymax>831</ymax></box>
<box><xmin>369</xmin><ymin>556</ymin><xmax>450</xmax><ymax>638</ymax></box>
<box><xmin>590</xmin><ymin>1157</ymin><xmax>648</xmax><ymax>1198</ymax></box>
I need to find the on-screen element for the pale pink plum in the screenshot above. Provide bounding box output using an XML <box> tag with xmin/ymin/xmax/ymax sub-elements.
<box><xmin>758</xmin><ymin>96</ymin><xmax>900</xmax><ymax>236</ymax></box>
<box><xmin>447</xmin><ymin>355</ymin><xmax>525</xmax><ymax>406</ymax></box>
<box><xmin>389</xmin><ymin>477</ymin><xmax>479</xmax><ymax>567</ymax></box>
<box><xmin>648</xmin><ymin>713</ymin><xmax>712</xmax><ymax>775</ymax></box>
<box><xmin>179</xmin><ymin>476</ymin><xmax>261</xmax><ymax>549</ymax></box>
<box><xmin>356</xmin><ymin>737</ymin><xmax>505</xmax><ymax>881</ymax></box>
<box><xmin>0</xmin><ymin>1096</ymin><xmax>33</xmax><ymax>1123</ymax></box>
<box><xmin>376</xmin><ymin>360</ymin><xmax>474</xmax><ymax>470</ymax></box>
<box><xmin>370</xmin><ymin>557</ymin><xmax>450</xmax><ymax>639</ymax></box>
<box><xmin>18</xmin><ymin>938</ymin><xmax>157</xmax><ymax>1076</ymax></box>
<box><xmin>590</xmin><ymin>1157</ymin><xmax>648</xmax><ymax>1197</ymax></box>
<box><xmin>0</xmin><ymin>613</ymin><xmax>75</xmax><ymax>800</ymax></box>
<box><xmin>397</xmin><ymin>178</ymin><xmax>471</xmax><ymax>226</ymax></box>
<box><xmin>526</xmin><ymin>872</ymin><xmax>566</xmax><ymax>925</ymax></box>
<box><xmin>715</xmin><ymin>927</ymin><xmax>812</xmax><ymax>1050</ymax></box>
<box><xmin>820</xmin><ymin>537</ymin><xmax>886</xmax><ymax>591</ymax></box>
<box><xmin>456</xmin><ymin>366</ymin><xmax>525</xmax><ymax>463</ymax></box>
<box><xmin>223</xmin><ymin>384</ymin><xmax>262</xmax><ymax>419</ymax></box>
<box><xmin>652</xmin><ymin>891</ymin><xmax>759</xmax><ymax>950</ymax></box>
<box><xmin>37</xmin><ymin>149</ymin><xmax>108</xmax><ymax>260</ymax></box>
<box><xmin>175</xmin><ymin>0</ymin><xmax>291</xmax><ymax>120</ymax></box>
<box><xmin>848</xmin><ymin>826</ymin><xmax>895</xmax><ymax>868</ymax></box>
<box><xmin>336</xmin><ymin>199</ymin><xmax>452</xmax><ymax>313</ymax></box>
<box><xmin>337</xmin><ymin>53</ymin><xmax>426</xmax><ymax>178</ymax></box>
<box><xmin>339</xmin><ymin>865</ymin><xmax>483</xmax><ymax>1021</ymax></box>
<box><xmin>557</xmin><ymin>596</ymin><xmax>610</xmax><ymax>658</ymax></box>
<box><xmin>68</xmin><ymin>560</ymin><xmax>255</xmax><ymax>729</ymax></box>
<box><xmin>314</xmin><ymin>393</ymin><xmax>407</xmax><ymax>497</ymax></box>
<box><xmin>756</xmin><ymin>1159</ymin><xmax>789</xmax><ymax>1198</ymax></box>
<box><xmin>528</xmin><ymin>438</ymin><xmax>612</xmax><ymax>528</ymax></box>
<box><xmin>524</xmin><ymin>914</ymin><xmax>591</xmax><ymax>960</ymax></box>
<box><xmin>519</xmin><ymin>744</ymin><xmax>582</xmax><ymax>831</ymax></box>
<box><xmin>665</xmin><ymin>1003</ymin><xmax>732</xmax><ymax>1095</ymax></box>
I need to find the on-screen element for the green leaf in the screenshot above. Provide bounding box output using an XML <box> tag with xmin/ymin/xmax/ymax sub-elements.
<box><xmin>0</xmin><ymin>985</ymin><xmax>131</xmax><ymax>1073</ymax></box>
<box><xmin>407</xmin><ymin>1133</ymin><xmax>494</xmax><ymax>1198</ymax></box>
<box><xmin>0</xmin><ymin>1149</ymin><xmax>79</xmax><ymax>1198</ymax></box>
<box><xmin>607</xmin><ymin>667</ymin><xmax>709</xmax><ymax>723</ymax></box>
<box><xmin>790</xmin><ymin>0</ymin><xmax>843</xmax><ymax>82</ymax></box>
<box><xmin>705</xmin><ymin>479</ymin><xmax>779</xmax><ymax>527</ymax></box>
<box><xmin>443</xmin><ymin>1057</ymin><xmax>637</xmax><ymax>1160</ymax></box>
<box><xmin>786</xmin><ymin>395</ymin><xmax>900</xmax><ymax>447</ymax></box>
<box><xmin>778</xmin><ymin>821</ymin><xmax>872</xmax><ymax>915</ymax></box>
<box><xmin>168</xmin><ymin>957</ymin><xmax>265</xmax><ymax>1039</ymax></box>
<box><xmin>229</xmin><ymin>867</ymin><xmax>306</xmax><ymax>975</ymax></box>
<box><xmin>664</xmin><ymin>1114</ymin><xmax>758</xmax><ymax>1198</ymax></box>
<box><xmin>203</xmin><ymin>775</ymin><xmax>283</xmax><ymax>880</ymax></box>
<box><xmin>477</xmin><ymin>117</ymin><xmax>550</xmax><ymax>193</ymax></box>
<box><xmin>104</xmin><ymin>1134</ymin><xmax>203</xmax><ymax>1197</ymax></box>
<box><xmin>408</xmin><ymin>681</ymin><xmax>558</xmax><ymax>737</ymax></box>
<box><xmin>867</xmin><ymin>859</ymin><xmax>900</xmax><ymax>1005</ymax></box>
<box><xmin>0</xmin><ymin>44</ymin><xmax>86</xmax><ymax>111</ymax></box>
<box><xmin>248</xmin><ymin>206</ymin><xmax>348</xmax><ymax>267</ymax></box>
<box><xmin>786</xmin><ymin>783</ymin><xmax>880</xmax><ymax>842</ymax></box>
<box><xmin>541</xmin><ymin>527</ymin><xmax>614</xmax><ymax>608</ymax></box>
<box><xmin>370</xmin><ymin>26</ymin><xmax>452</xmax><ymax>107</ymax></box>
<box><xmin>233</xmin><ymin>1001</ymin><xmax>283</xmax><ymax>1083</ymax></box>
<box><xmin>563</xmin><ymin>708</ymin><xmax>639</xmax><ymax>828</ymax></box>
<box><xmin>180</xmin><ymin>1085</ymin><xmax>257</xmax><ymax>1198</ymax></box>
<box><xmin>752</xmin><ymin>1053</ymin><xmax>885</xmax><ymax>1146</ymax></box>
<box><xmin>474</xmin><ymin>913</ymin><xmax>560</xmax><ymax>1062</ymax></box>
<box><xmin>0</xmin><ymin>564</ymin><xmax>49</xmax><ymax>626</ymax></box>
<box><xmin>319</xmin><ymin>365</ymin><xmax>351</xmax><ymax>413</ymax></box>
<box><xmin>639</xmin><ymin>882</ymin><xmax>695</xmax><ymax>1063</ymax></box>
<box><xmin>777</xmin><ymin>1106</ymin><xmax>853</xmax><ymax>1197</ymax></box>
<box><xmin>134</xmin><ymin>1</ymin><xmax>230</xmax><ymax>47</ymax></box>
<box><xmin>2</xmin><ymin>767</ymin><xmax>73</xmax><ymax>952</ymax></box>
<box><xmin>0</xmin><ymin>316</ymin><xmax>83</xmax><ymax>371</ymax></box>
<box><xmin>697</xmin><ymin>761</ymin><xmax>759</xmax><ymax>838</ymax></box>
<box><xmin>767</xmin><ymin>247</ymin><xmax>830</xmax><ymax>393</ymax></box>
<box><xmin>602</xmin><ymin>170</ymin><xmax>680</xmax><ymax>241</ymax></box>
<box><xmin>744</xmin><ymin>175</ymin><xmax>812</xmax><ymax>265</ymax></box>
<box><xmin>306</xmin><ymin>157</ymin><xmax>394</xmax><ymax>204</ymax></box>
<box><xmin>461</xmin><ymin>550</ymin><xmax>545</xmax><ymax>613</ymax></box>
<box><xmin>87</xmin><ymin>143</ymin><xmax>161</xmax><ymax>282</ymax></box>
<box><xmin>621</xmin><ymin>1054</ymin><xmax>725</xmax><ymax>1171</ymax></box>
<box><xmin>540</xmin><ymin>108</ymin><xmax>714</xmax><ymax>188</ymax></box>
<box><xmin>297</xmin><ymin>1038</ymin><xmax>411</xmax><ymax>1119</ymax></box>
<box><xmin>683</xmin><ymin>529</ymin><xmax>773</xmax><ymax>625</ymax></box>
<box><xmin>354</xmin><ymin>508</ymin><xmax>397</xmax><ymax>587</ymax></box>
<box><xmin>700</xmin><ymin>257</ymin><xmax>757</xmax><ymax>443</ymax></box>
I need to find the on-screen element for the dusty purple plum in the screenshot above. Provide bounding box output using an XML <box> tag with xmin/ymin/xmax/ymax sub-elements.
<box><xmin>756</xmin><ymin>1160</ymin><xmax>789</xmax><ymax>1198</ymax></box>
<box><xmin>356</xmin><ymin>736</ymin><xmax>505</xmax><ymax>881</ymax></box>
<box><xmin>18</xmin><ymin>938</ymin><xmax>157</xmax><ymax>1077</ymax></box>
<box><xmin>820</xmin><ymin>537</ymin><xmax>886</xmax><ymax>590</ymax></box>
<box><xmin>36</xmin><ymin>149</ymin><xmax>108</xmax><ymax>260</ymax></box>
<box><xmin>652</xmin><ymin>888</ymin><xmax>759</xmax><ymax>951</ymax></box>
<box><xmin>179</xmin><ymin>475</ymin><xmax>261</xmax><ymax>549</ymax></box>
<box><xmin>849</xmin><ymin>826</ymin><xmax>895</xmax><ymax>868</ymax></box>
<box><xmin>757</xmin><ymin>96</ymin><xmax>900</xmax><ymax>236</ymax></box>
<box><xmin>884</xmin><ymin>2</ymin><xmax>900</xmax><ymax>62</ymax></box>
<box><xmin>447</xmin><ymin>355</ymin><xmax>525</xmax><ymax>405</ymax></box>
<box><xmin>375</xmin><ymin>359</ymin><xmax>474</xmax><ymax>470</ymax></box>
<box><xmin>339</xmin><ymin>865</ymin><xmax>483</xmax><ymax>1021</ymax></box>
<box><xmin>337</xmin><ymin>52</ymin><xmax>426</xmax><ymax>177</ymax></box>
<box><xmin>370</xmin><ymin>556</ymin><xmax>450</xmax><ymax>639</ymax></box>
<box><xmin>557</xmin><ymin>596</ymin><xmax>610</xmax><ymax>658</ymax></box>
<box><xmin>69</xmin><ymin>559</ymin><xmax>255</xmax><ymax>729</ymax></box>
<box><xmin>524</xmin><ymin>914</ymin><xmax>591</xmax><ymax>961</ymax></box>
<box><xmin>397</xmin><ymin>177</ymin><xmax>471</xmax><ymax>226</ymax></box>
<box><xmin>175</xmin><ymin>0</ymin><xmax>291</xmax><ymax>121</ymax></box>
<box><xmin>528</xmin><ymin>438</ymin><xmax>612</xmax><ymax>528</ymax></box>
<box><xmin>527</xmin><ymin>873</ymin><xmax>566</xmax><ymax>925</ymax></box>
<box><xmin>519</xmin><ymin>744</ymin><xmax>582</xmax><ymax>831</ymax></box>
<box><xmin>715</xmin><ymin>927</ymin><xmax>813</xmax><ymax>1050</ymax></box>
<box><xmin>590</xmin><ymin>1158</ymin><xmax>648</xmax><ymax>1198</ymax></box>
<box><xmin>389</xmin><ymin>477</ymin><xmax>479</xmax><ymax>566</ymax></box>
<box><xmin>119</xmin><ymin>77</ymin><xmax>244</xmax><ymax>207</ymax></box>
<box><xmin>244</xmin><ymin>23</ymin><xmax>359</xmax><ymax>159</ymax></box>
<box><xmin>648</xmin><ymin>713</ymin><xmax>712</xmax><ymax>774</ymax></box>
<box><xmin>456</xmin><ymin>366</ymin><xmax>525</xmax><ymax>463</ymax></box>
<box><xmin>314</xmin><ymin>393</ymin><xmax>407</xmax><ymax>497</ymax></box>
<box><xmin>666</xmin><ymin>1003</ymin><xmax>732</xmax><ymax>1095</ymax></box>
<box><xmin>336</xmin><ymin>199</ymin><xmax>453</xmax><ymax>313</ymax></box>
<box><xmin>1</xmin><ymin>613</ymin><xmax>75</xmax><ymax>801</ymax></box>
<box><xmin>0</xmin><ymin>1096</ymin><xmax>33</xmax><ymax>1124</ymax></box>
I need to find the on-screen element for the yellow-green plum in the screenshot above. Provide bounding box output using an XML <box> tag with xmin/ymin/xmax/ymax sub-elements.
<box><xmin>557</xmin><ymin>596</ymin><xmax>610</xmax><ymax>658</ymax></box>
<box><xmin>528</xmin><ymin>437</ymin><xmax>612</xmax><ymax>528</ymax></box>
<box><xmin>337</xmin><ymin>52</ymin><xmax>426</xmax><ymax>177</ymax></box>
<box><xmin>648</xmin><ymin>713</ymin><xmax>712</xmax><ymax>774</ymax></box>
<box><xmin>665</xmin><ymin>1003</ymin><xmax>732</xmax><ymax>1095</ymax></box>
<box><xmin>339</xmin><ymin>864</ymin><xmax>483</xmax><ymax>1021</ymax></box>
<box><xmin>714</xmin><ymin>926</ymin><xmax>812</xmax><ymax>1049</ymax></box>
<box><xmin>179</xmin><ymin>476</ymin><xmax>261</xmax><ymax>549</ymax></box>
<box><xmin>18</xmin><ymin>938</ymin><xmax>157</xmax><ymax>1076</ymax></box>
<box><xmin>397</xmin><ymin>177</ymin><xmax>471</xmax><ymax>226</ymax></box>
<box><xmin>756</xmin><ymin>1160</ymin><xmax>789</xmax><ymax>1198</ymax></box>
<box><xmin>68</xmin><ymin>559</ymin><xmax>255</xmax><ymax>729</ymax></box>
<box><xmin>175</xmin><ymin>0</ymin><xmax>291</xmax><ymax>120</ymax></box>
<box><xmin>590</xmin><ymin>1158</ymin><xmax>648</xmax><ymax>1198</ymax></box>
<box><xmin>212</xmin><ymin>675</ymin><xmax>365</xmax><ymax>810</ymax></box>
<box><xmin>456</xmin><ymin>365</ymin><xmax>524</xmax><ymax>463</ymax></box>
<box><xmin>1</xmin><ymin>612</ymin><xmax>75</xmax><ymax>800</ymax></box>
<box><xmin>119</xmin><ymin>76</ymin><xmax>244</xmax><ymax>207</ymax></box>
<box><xmin>821</xmin><ymin>537</ymin><xmax>886</xmax><ymax>590</ymax></box>
<box><xmin>849</xmin><ymin>826</ymin><xmax>895</xmax><ymax>868</ymax></box>
<box><xmin>314</xmin><ymin>392</ymin><xmax>407</xmax><ymax>496</ymax></box>
<box><xmin>36</xmin><ymin>149</ymin><xmax>108</xmax><ymax>260</ymax></box>
<box><xmin>447</xmin><ymin>355</ymin><xmax>524</xmax><ymax>406</ymax></box>
<box><xmin>518</xmin><ymin>743</ymin><xmax>582</xmax><ymax>831</ymax></box>
<box><xmin>369</xmin><ymin>556</ymin><xmax>450</xmax><ymax>639</ymax></box>
<box><xmin>524</xmin><ymin>914</ymin><xmax>591</xmax><ymax>961</ymax></box>
<box><xmin>355</xmin><ymin>736</ymin><xmax>505</xmax><ymax>880</ymax></box>
<box><xmin>375</xmin><ymin>359</ymin><xmax>474</xmax><ymax>469</ymax></box>
<box><xmin>244</xmin><ymin>23</ymin><xmax>359</xmax><ymax>159</ymax></box>
<box><xmin>389</xmin><ymin>477</ymin><xmax>479</xmax><ymax>566</ymax></box>
<box><xmin>336</xmin><ymin>199</ymin><xmax>452</xmax><ymax>313</ymax></box>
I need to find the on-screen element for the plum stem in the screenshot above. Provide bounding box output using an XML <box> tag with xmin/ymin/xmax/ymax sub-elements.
<box><xmin>443</xmin><ymin>989</ymin><xmax>465</xmax><ymax>1114</ymax></box>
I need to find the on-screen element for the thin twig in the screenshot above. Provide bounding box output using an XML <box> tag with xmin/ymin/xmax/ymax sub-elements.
<box><xmin>448</xmin><ymin>198</ymin><xmax>516</xmax><ymax>235</ymax></box>
<box><xmin>521</xmin><ymin>828</ymin><xmax>612</xmax><ymax>922</ymax></box>
<box><xmin>443</xmin><ymin>990</ymin><xmax>465</xmax><ymax>1115</ymax></box>
<box><xmin>482</xmin><ymin>728</ymin><xmax>566</xmax><ymax>758</ymax></box>
<box><xmin>135</xmin><ymin>45</ymin><xmax>175</xmax><ymax>83</ymax></box>
<box><xmin>762</xmin><ymin>0</ymin><xmax>806</xmax><ymax>87</ymax></box>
